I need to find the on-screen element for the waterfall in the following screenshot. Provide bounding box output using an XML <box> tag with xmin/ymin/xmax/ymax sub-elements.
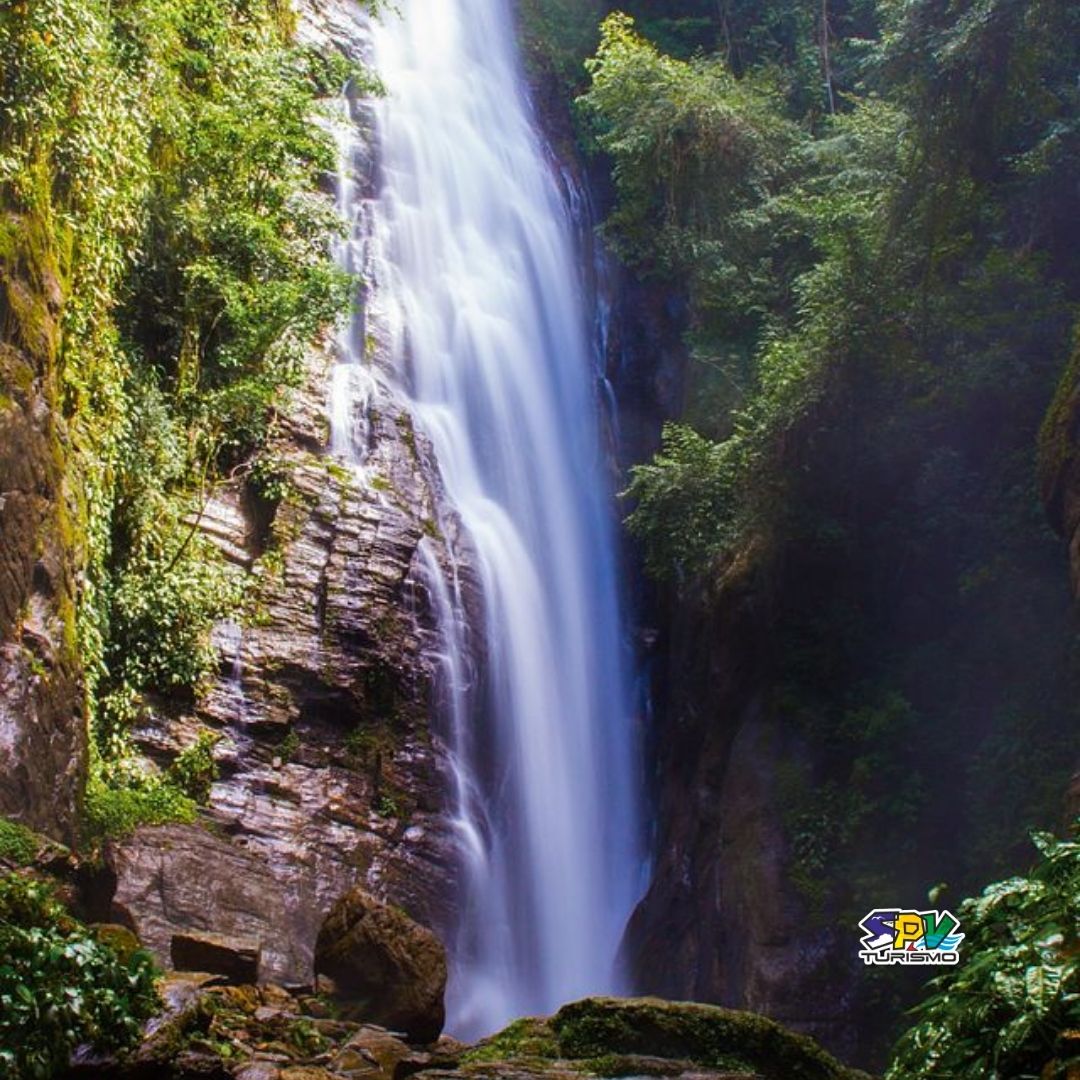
<box><xmin>336</xmin><ymin>0</ymin><xmax>644</xmax><ymax>1038</ymax></box>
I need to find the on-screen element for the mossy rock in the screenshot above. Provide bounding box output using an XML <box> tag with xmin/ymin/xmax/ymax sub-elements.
<box><xmin>549</xmin><ymin>998</ymin><xmax>869</xmax><ymax>1080</ymax></box>
<box><xmin>89</xmin><ymin>922</ymin><xmax>142</xmax><ymax>964</ymax></box>
<box><xmin>462</xmin><ymin>1017</ymin><xmax>560</xmax><ymax>1063</ymax></box>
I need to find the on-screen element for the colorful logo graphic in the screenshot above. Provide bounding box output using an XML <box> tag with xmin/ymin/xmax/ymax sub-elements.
<box><xmin>858</xmin><ymin>909</ymin><xmax>964</xmax><ymax>966</ymax></box>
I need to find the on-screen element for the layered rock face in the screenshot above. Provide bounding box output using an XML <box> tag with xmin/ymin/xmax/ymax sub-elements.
<box><xmin>0</xmin><ymin>218</ymin><xmax>86</xmax><ymax>845</ymax></box>
<box><xmin>106</xmin><ymin>328</ymin><xmax>474</xmax><ymax>985</ymax></box>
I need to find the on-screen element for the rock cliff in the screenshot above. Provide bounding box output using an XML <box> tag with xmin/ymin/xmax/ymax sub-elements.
<box><xmin>96</xmin><ymin>0</ymin><xmax>482</xmax><ymax>988</ymax></box>
<box><xmin>0</xmin><ymin>213</ymin><xmax>87</xmax><ymax>845</ymax></box>
<box><xmin>623</xmin><ymin>552</ymin><xmax>860</xmax><ymax>1062</ymax></box>
<box><xmin>104</xmin><ymin>273</ymin><xmax>476</xmax><ymax>989</ymax></box>
<box><xmin>1040</xmin><ymin>321</ymin><xmax>1080</xmax><ymax>598</ymax></box>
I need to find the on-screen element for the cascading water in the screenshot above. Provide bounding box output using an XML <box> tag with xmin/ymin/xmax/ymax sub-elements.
<box><xmin>335</xmin><ymin>0</ymin><xmax>644</xmax><ymax>1039</ymax></box>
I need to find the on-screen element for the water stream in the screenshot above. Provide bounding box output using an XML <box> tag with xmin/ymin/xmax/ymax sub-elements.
<box><xmin>334</xmin><ymin>0</ymin><xmax>644</xmax><ymax>1039</ymax></box>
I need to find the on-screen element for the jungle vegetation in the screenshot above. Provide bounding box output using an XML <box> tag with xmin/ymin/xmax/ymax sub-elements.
<box><xmin>569</xmin><ymin>0</ymin><xmax>1080</xmax><ymax>1073</ymax></box>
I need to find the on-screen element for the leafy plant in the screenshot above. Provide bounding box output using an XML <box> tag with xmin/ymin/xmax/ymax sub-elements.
<box><xmin>0</xmin><ymin>873</ymin><xmax>159</xmax><ymax>1079</ymax></box>
<box><xmin>888</xmin><ymin>829</ymin><xmax>1080</xmax><ymax>1079</ymax></box>
<box><xmin>168</xmin><ymin>730</ymin><xmax>222</xmax><ymax>803</ymax></box>
<box><xmin>82</xmin><ymin>766</ymin><xmax>198</xmax><ymax>845</ymax></box>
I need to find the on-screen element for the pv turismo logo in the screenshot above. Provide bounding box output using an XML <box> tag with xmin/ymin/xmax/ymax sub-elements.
<box><xmin>858</xmin><ymin>909</ymin><xmax>964</xmax><ymax>966</ymax></box>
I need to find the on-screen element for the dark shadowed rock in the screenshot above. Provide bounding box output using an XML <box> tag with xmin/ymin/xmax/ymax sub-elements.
<box><xmin>624</xmin><ymin>557</ymin><xmax>860</xmax><ymax>1063</ymax></box>
<box><xmin>171</xmin><ymin>929</ymin><xmax>261</xmax><ymax>984</ymax></box>
<box><xmin>315</xmin><ymin>887</ymin><xmax>447</xmax><ymax>1042</ymax></box>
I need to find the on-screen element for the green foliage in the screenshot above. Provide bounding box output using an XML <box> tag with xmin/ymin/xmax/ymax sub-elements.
<box><xmin>0</xmin><ymin>0</ymin><xmax>367</xmax><ymax>838</ymax></box>
<box><xmin>580</xmin><ymin>13</ymin><xmax>803</xmax><ymax>294</ymax></box>
<box><xmin>82</xmin><ymin>726</ymin><xmax>218</xmax><ymax>842</ymax></box>
<box><xmin>583</xmin><ymin>2</ymin><xmax>1080</xmax><ymax>1060</ymax></box>
<box><xmin>119</xmin><ymin>1</ymin><xmax>351</xmax><ymax>460</ymax></box>
<box><xmin>519</xmin><ymin>0</ymin><xmax>605</xmax><ymax>92</ymax></box>
<box><xmin>888</xmin><ymin>829</ymin><xmax>1080</xmax><ymax>1079</ymax></box>
<box><xmin>617</xmin><ymin>89</ymin><xmax>910</xmax><ymax>573</ymax></box>
<box><xmin>624</xmin><ymin>422</ymin><xmax>739</xmax><ymax>577</ymax></box>
<box><xmin>0</xmin><ymin>873</ymin><xmax>159</xmax><ymax>1079</ymax></box>
<box><xmin>278</xmin><ymin>728</ymin><xmax>301</xmax><ymax>763</ymax></box>
<box><xmin>82</xmin><ymin>768</ymin><xmax>198</xmax><ymax>845</ymax></box>
<box><xmin>168</xmin><ymin>730</ymin><xmax>221</xmax><ymax>803</ymax></box>
<box><xmin>0</xmin><ymin>820</ymin><xmax>41</xmax><ymax>866</ymax></box>
<box><xmin>106</xmin><ymin>540</ymin><xmax>242</xmax><ymax>698</ymax></box>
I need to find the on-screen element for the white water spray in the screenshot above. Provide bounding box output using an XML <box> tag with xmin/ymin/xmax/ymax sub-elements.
<box><xmin>334</xmin><ymin>0</ymin><xmax>644</xmax><ymax>1038</ymax></box>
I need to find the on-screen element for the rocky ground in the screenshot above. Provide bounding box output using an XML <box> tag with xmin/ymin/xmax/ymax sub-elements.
<box><xmin>64</xmin><ymin>986</ymin><xmax>873</xmax><ymax>1080</ymax></box>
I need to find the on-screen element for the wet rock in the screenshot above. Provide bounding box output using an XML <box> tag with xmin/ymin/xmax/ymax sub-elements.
<box><xmin>0</xmin><ymin>322</ymin><xmax>86</xmax><ymax>844</ymax></box>
<box><xmin>172</xmin><ymin>929</ymin><xmax>261</xmax><ymax>984</ymax></box>
<box><xmin>336</xmin><ymin>1025</ymin><xmax>417</xmax><ymax>1078</ymax></box>
<box><xmin>394</xmin><ymin>1047</ymin><xmax>464</xmax><ymax>1080</ymax></box>
<box><xmin>263</xmin><ymin>984</ymin><xmax>302</xmax><ymax>1014</ymax></box>
<box><xmin>624</xmin><ymin>557</ymin><xmax>860</xmax><ymax>1062</ymax></box>
<box><xmin>1040</xmin><ymin>323</ymin><xmax>1080</xmax><ymax>598</ymax></box>
<box><xmin>107</xmin><ymin>331</ymin><xmax>481</xmax><ymax>984</ymax></box>
<box><xmin>315</xmin><ymin>888</ymin><xmax>447</xmax><ymax>1042</ymax></box>
<box><xmin>107</xmin><ymin>823</ymin><xmax>307</xmax><ymax>980</ymax></box>
<box><xmin>0</xmin><ymin>208</ymin><xmax>94</xmax><ymax>848</ymax></box>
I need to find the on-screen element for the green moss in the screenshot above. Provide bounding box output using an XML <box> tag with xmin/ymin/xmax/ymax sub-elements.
<box><xmin>325</xmin><ymin>459</ymin><xmax>354</xmax><ymax>486</ymax></box>
<box><xmin>462</xmin><ymin>1017</ymin><xmax>560</xmax><ymax>1063</ymax></box>
<box><xmin>1037</xmin><ymin>317</ymin><xmax>1080</xmax><ymax>521</ymax></box>
<box><xmin>375</xmin><ymin>791</ymin><xmax>402</xmax><ymax>818</ymax></box>
<box><xmin>279</xmin><ymin>728</ymin><xmax>301</xmax><ymax>763</ymax></box>
<box><xmin>89</xmin><ymin>923</ymin><xmax>142</xmax><ymax>965</ymax></box>
<box><xmin>82</xmin><ymin>771</ymin><xmax>198</xmax><ymax>845</ymax></box>
<box><xmin>579</xmin><ymin>1054</ymin><xmax>687</xmax><ymax>1076</ymax></box>
<box><xmin>0</xmin><ymin>819</ymin><xmax>43</xmax><ymax>865</ymax></box>
<box><xmin>345</xmin><ymin>725</ymin><xmax>393</xmax><ymax>763</ymax></box>
<box><xmin>551</xmin><ymin>999</ymin><xmax>868</xmax><ymax>1080</ymax></box>
<box><xmin>395</xmin><ymin>412</ymin><xmax>419</xmax><ymax>462</ymax></box>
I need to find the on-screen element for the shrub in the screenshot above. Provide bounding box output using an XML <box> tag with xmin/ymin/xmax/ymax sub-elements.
<box><xmin>0</xmin><ymin>874</ymin><xmax>159</xmax><ymax>1079</ymax></box>
<box><xmin>168</xmin><ymin>730</ymin><xmax>221</xmax><ymax>803</ymax></box>
<box><xmin>82</xmin><ymin>769</ymin><xmax>197</xmax><ymax>846</ymax></box>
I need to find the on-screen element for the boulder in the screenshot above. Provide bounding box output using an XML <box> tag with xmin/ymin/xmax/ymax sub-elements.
<box><xmin>314</xmin><ymin>888</ymin><xmax>447</xmax><ymax>1042</ymax></box>
<box><xmin>171</xmin><ymin>929</ymin><xmax>261</xmax><ymax>984</ymax></box>
<box><xmin>548</xmin><ymin>998</ymin><xmax>871</xmax><ymax>1080</ymax></box>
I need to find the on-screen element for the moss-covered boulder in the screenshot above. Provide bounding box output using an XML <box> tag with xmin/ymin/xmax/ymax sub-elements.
<box><xmin>470</xmin><ymin>997</ymin><xmax>870</xmax><ymax>1080</ymax></box>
